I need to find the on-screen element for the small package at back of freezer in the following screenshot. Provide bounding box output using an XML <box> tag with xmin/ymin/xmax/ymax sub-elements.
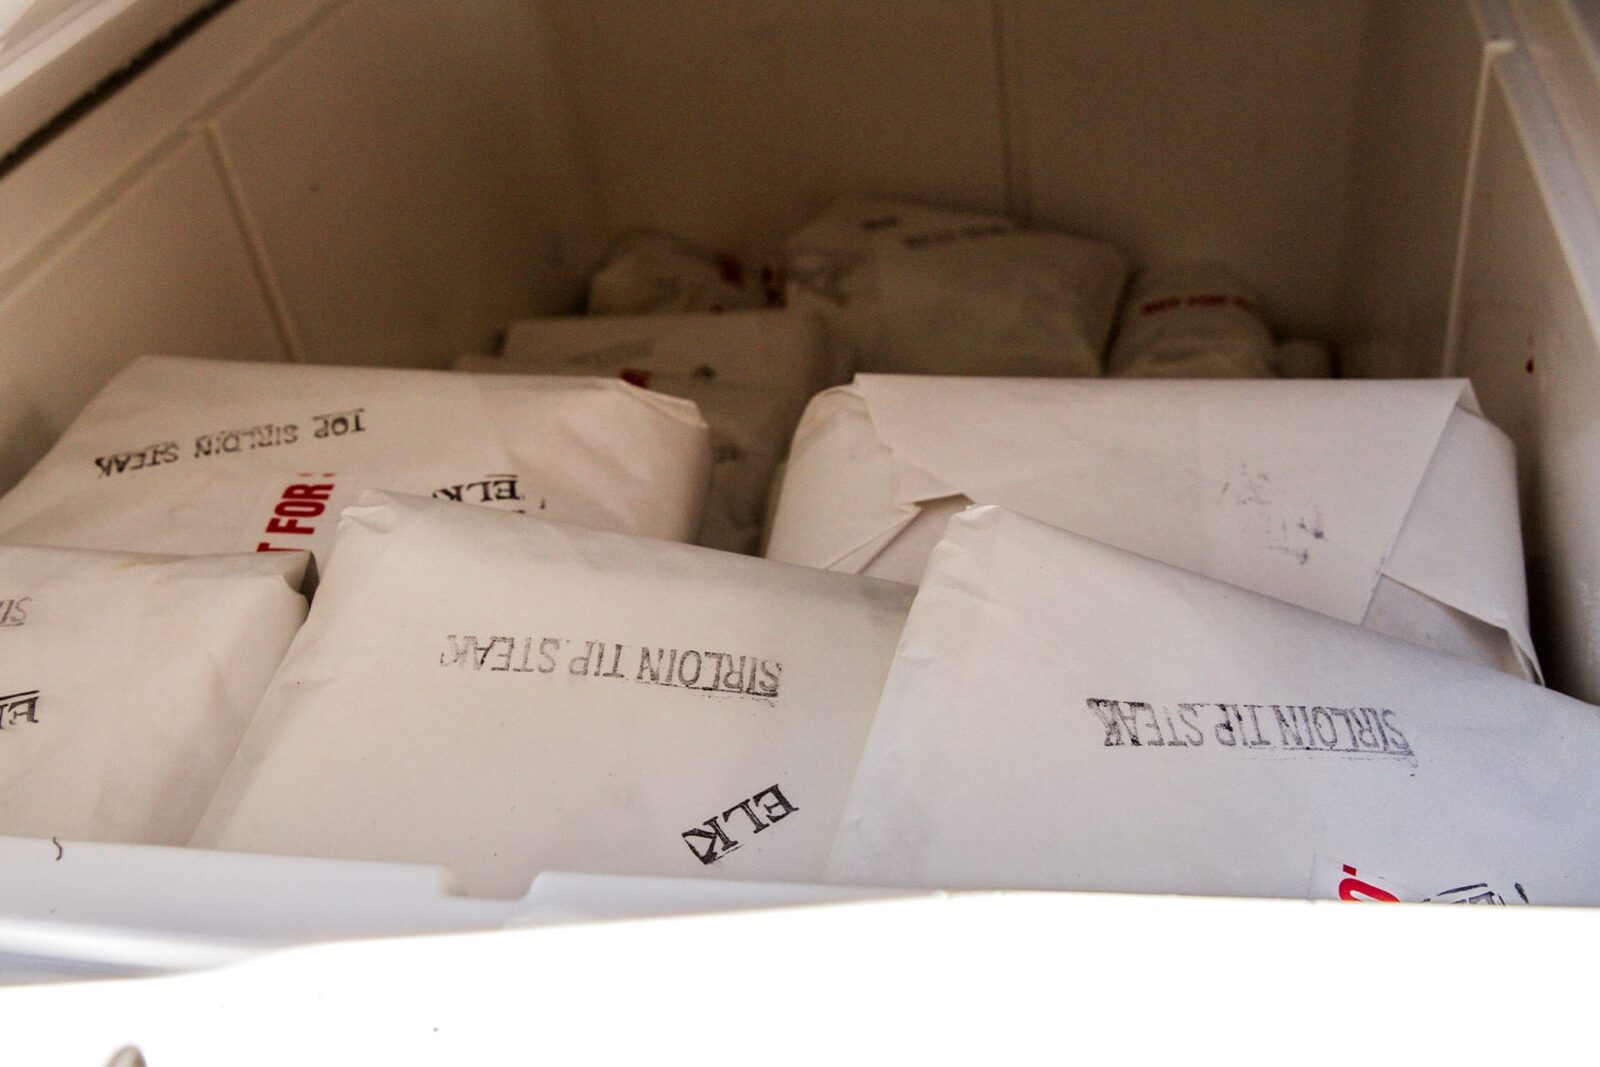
<box><xmin>765</xmin><ymin>375</ymin><xmax>1538</xmax><ymax>679</ymax></box>
<box><xmin>1107</xmin><ymin>262</ymin><xmax>1277</xmax><ymax>378</ymax></box>
<box><xmin>191</xmin><ymin>492</ymin><xmax>914</xmax><ymax>899</ymax></box>
<box><xmin>587</xmin><ymin>232</ymin><xmax>779</xmax><ymax>315</ymax></box>
<box><xmin>458</xmin><ymin>309</ymin><xmax>829</xmax><ymax>553</ymax></box>
<box><xmin>783</xmin><ymin>198</ymin><xmax>1127</xmax><ymax>378</ymax></box>
<box><xmin>0</xmin><ymin>544</ymin><xmax>307</xmax><ymax>845</ymax></box>
<box><xmin>0</xmin><ymin>356</ymin><xmax>713</xmax><ymax>570</ymax></box>
<box><xmin>827</xmin><ymin>507</ymin><xmax>1600</xmax><ymax>904</ymax></box>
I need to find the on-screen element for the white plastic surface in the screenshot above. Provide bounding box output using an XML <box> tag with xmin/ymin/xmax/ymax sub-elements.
<box><xmin>0</xmin><ymin>893</ymin><xmax>1594</xmax><ymax>1062</ymax></box>
<box><xmin>0</xmin><ymin>834</ymin><xmax>899</xmax><ymax>980</ymax></box>
<box><xmin>206</xmin><ymin>0</ymin><xmax>603</xmax><ymax>367</ymax></box>
<box><xmin>1453</xmin><ymin>2</ymin><xmax>1600</xmax><ymax>700</ymax></box>
<box><xmin>1337</xmin><ymin>0</ymin><xmax>1484</xmax><ymax>380</ymax></box>
<box><xmin>0</xmin><ymin>139</ymin><xmax>289</xmax><ymax>491</ymax></box>
<box><xmin>0</xmin><ymin>0</ymin><xmax>211</xmax><ymax>156</ymax></box>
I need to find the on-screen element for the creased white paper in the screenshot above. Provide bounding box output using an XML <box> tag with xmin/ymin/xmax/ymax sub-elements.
<box><xmin>458</xmin><ymin>308</ymin><xmax>829</xmax><ymax>553</ymax></box>
<box><xmin>192</xmin><ymin>492</ymin><xmax>914</xmax><ymax>899</ymax></box>
<box><xmin>0</xmin><ymin>545</ymin><xmax>307</xmax><ymax>845</ymax></box>
<box><xmin>766</xmin><ymin>376</ymin><xmax>1537</xmax><ymax>678</ymax></box>
<box><xmin>0</xmin><ymin>356</ymin><xmax>713</xmax><ymax>570</ymax></box>
<box><xmin>783</xmin><ymin>198</ymin><xmax>1126</xmax><ymax>378</ymax></box>
<box><xmin>826</xmin><ymin>507</ymin><xmax>1600</xmax><ymax>904</ymax></box>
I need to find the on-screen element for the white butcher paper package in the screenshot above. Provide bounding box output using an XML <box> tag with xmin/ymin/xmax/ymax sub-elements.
<box><xmin>0</xmin><ymin>356</ymin><xmax>713</xmax><ymax>571</ymax></box>
<box><xmin>826</xmin><ymin>507</ymin><xmax>1600</xmax><ymax>905</ymax></box>
<box><xmin>587</xmin><ymin>231</ymin><xmax>778</xmax><ymax>316</ymax></box>
<box><xmin>1107</xmin><ymin>262</ymin><xmax>1277</xmax><ymax>379</ymax></box>
<box><xmin>189</xmin><ymin>492</ymin><xmax>916</xmax><ymax>899</ymax></box>
<box><xmin>765</xmin><ymin>375</ymin><xmax>1539</xmax><ymax>680</ymax></box>
<box><xmin>783</xmin><ymin>198</ymin><xmax>1127</xmax><ymax>378</ymax></box>
<box><xmin>457</xmin><ymin>308</ymin><xmax>830</xmax><ymax>554</ymax></box>
<box><xmin>0</xmin><ymin>544</ymin><xmax>307</xmax><ymax>845</ymax></box>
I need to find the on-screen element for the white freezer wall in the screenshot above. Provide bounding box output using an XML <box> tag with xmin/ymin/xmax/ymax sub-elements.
<box><xmin>0</xmin><ymin>0</ymin><xmax>606</xmax><ymax>490</ymax></box>
<box><xmin>541</xmin><ymin>0</ymin><xmax>1368</xmax><ymax>339</ymax></box>
<box><xmin>3</xmin><ymin>1</ymin><xmax>1600</xmax><ymax>699</ymax></box>
<box><xmin>1336</xmin><ymin>0</ymin><xmax>1485</xmax><ymax>380</ymax></box>
<box><xmin>1449</xmin><ymin>3</ymin><xmax>1600</xmax><ymax>703</ymax></box>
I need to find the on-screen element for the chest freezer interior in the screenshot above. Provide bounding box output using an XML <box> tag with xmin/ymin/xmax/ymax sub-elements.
<box><xmin>2</xmin><ymin>0</ymin><xmax>1600</xmax><ymax>983</ymax></box>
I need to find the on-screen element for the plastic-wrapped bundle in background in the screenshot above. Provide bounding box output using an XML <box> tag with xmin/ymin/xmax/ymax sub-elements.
<box><xmin>586</xmin><ymin>231</ymin><xmax>779</xmax><ymax>315</ymax></box>
<box><xmin>458</xmin><ymin>309</ymin><xmax>829</xmax><ymax>554</ymax></box>
<box><xmin>783</xmin><ymin>198</ymin><xmax>1127</xmax><ymax>378</ymax></box>
<box><xmin>827</xmin><ymin>507</ymin><xmax>1600</xmax><ymax>903</ymax></box>
<box><xmin>191</xmin><ymin>492</ymin><xmax>914</xmax><ymax>899</ymax></box>
<box><xmin>0</xmin><ymin>545</ymin><xmax>307</xmax><ymax>846</ymax></box>
<box><xmin>0</xmin><ymin>356</ymin><xmax>712</xmax><ymax>571</ymax></box>
<box><xmin>1107</xmin><ymin>262</ymin><xmax>1277</xmax><ymax>378</ymax></box>
<box><xmin>765</xmin><ymin>375</ymin><xmax>1538</xmax><ymax>680</ymax></box>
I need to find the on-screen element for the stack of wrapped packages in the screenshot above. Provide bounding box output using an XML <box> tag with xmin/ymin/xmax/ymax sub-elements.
<box><xmin>3</xmin><ymin>195</ymin><xmax>1596</xmax><ymax>929</ymax></box>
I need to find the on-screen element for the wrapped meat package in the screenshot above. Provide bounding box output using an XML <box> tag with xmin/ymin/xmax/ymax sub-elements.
<box><xmin>191</xmin><ymin>492</ymin><xmax>914</xmax><ymax>898</ymax></box>
<box><xmin>827</xmin><ymin>507</ymin><xmax>1600</xmax><ymax>903</ymax></box>
<box><xmin>0</xmin><ymin>545</ymin><xmax>307</xmax><ymax>845</ymax></box>
<box><xmin>0</xmin><ymin>356</ymin><xmax>712</xmax><ymax>570</ymax></box>
<box><xmin>458</xmin><ymin>308</ymin><xmax>829</xmax><ymax>553</ymax></box>
<box><xmin>766</xmin><ymin>375</ymin><xmax>1538</xmax><ymax>679</ymax></box>
<box><xmin>1108</xmin><ymin>262</ymin><xmax>1277</xmax><ymax>378</ymax></box>
<box><xmin>783</xmin><ymin>198</ymin><xmax>1127</xmax><ymax>378</ymax></box>
<box><xmin>587</xmin><ymin>232</ymin><xmax>778</xmax><ymax>315</ymax></box>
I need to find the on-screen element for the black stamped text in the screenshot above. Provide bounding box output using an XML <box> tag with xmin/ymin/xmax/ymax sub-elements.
<box><xmin>682</xmin><ymin>784</ymin><xmax>799</xmax><ymax>865</ymax></box>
